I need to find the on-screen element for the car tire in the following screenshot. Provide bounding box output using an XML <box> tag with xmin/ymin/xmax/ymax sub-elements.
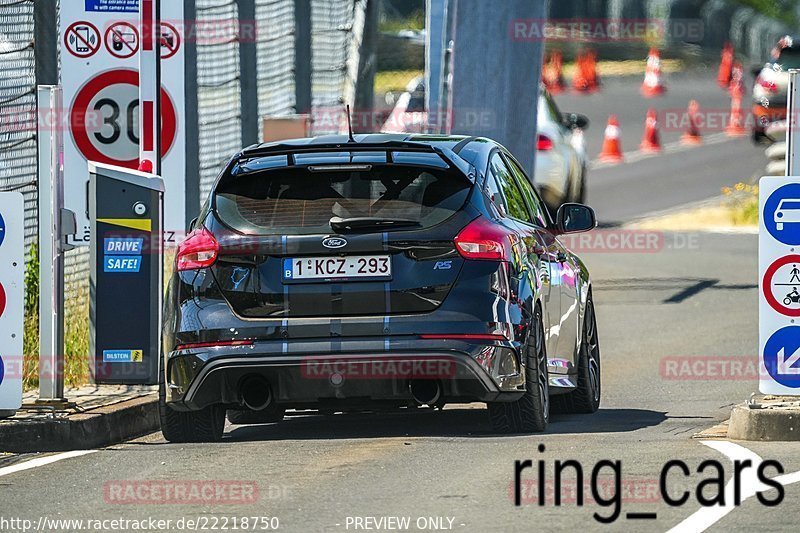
<box><xmin>552</xmin><ymin>294</ymin><xmax>601</xmax><ymax>414</ymax></box>
<box><xmin>488</xmin><ymin>306</ymin><xmax>549</xmax><ymax>433</ymax></box>
<box><xmin>159</xmin><ymin>373</ymin><xmax>226</xmax><ymax>443</ymax></box>
<box><xmin>227</xmin><ymin>405</ymin><xmax>286</xmax><ymax>425</ymax></box>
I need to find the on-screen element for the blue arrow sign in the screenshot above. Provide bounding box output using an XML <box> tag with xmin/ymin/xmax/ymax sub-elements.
<box><xmin>764</xmin><ymin>325</ymin><xmax>800</xmax><ymax>387</ymax></box>
<box><xmin>0</xmin><ymin>211</ymin><xmax>5</xmax><ymax>248</ymax></box>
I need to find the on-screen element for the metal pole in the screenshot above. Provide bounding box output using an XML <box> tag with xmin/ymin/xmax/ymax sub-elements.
<box><xmin>425</xmin><ymin>0</ymin><xmax>448</xmax><ymax>133</ymax></box>
<box><xmin>354</xmin><ymin>0</ymin><xmax>379</xmax><ymax>131</ymax></box>
<box><xmin>36</xmin><ymin>86</ymin><xmax>66</xmax><ymax>404</ymax></box>
<box><xmin>183</xmin><ymin>0</ymin><xmax>200</xmax><ymax>228</ymax></box>
<box><xmin>237</xmin><ymin>0</ymin><xmax>259</xmax><ymax>145</ymax></box>
<box><xmin>139</xmin><ymin>0</ymin><xmax>162</xmax><ymax>174</ymax></box>
<box><xmin>294</xmin><ymin>0</ymin><xmax>312</xmax><ymax>115</ymax></box>
<box><xmin>787</xmin><ymin>70</ymin><xmax>799</xmax><ymax>176</ymax></box>
<box><xmin>34</xmin><ymin>1</ymin><xmax>58</xmax><ymax>86</ymax></box>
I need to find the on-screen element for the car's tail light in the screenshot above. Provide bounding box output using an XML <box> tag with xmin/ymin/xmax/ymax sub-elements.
<box><xmin>176</xmin><ymin>228</ymin><xmax>219</xmax><ymax>271</ymax></box>
<box><xmin>536</xmin><ymin>134</ymin><xmax>554</xmax><ymax>151</ymax></box>
<box><xmin>175</xmin><ymin>339</ymin><xmax>254</xmax><ymax>351</ymax></box>
<box><xmin>757</xmin><ymin>76</ymin><xmax>778</xmax><ymax>93</ymax></box>
<box><xmin>454</xmin><ymin>217</ymin><xmax>515</xmax><ymax>261</ymax></box>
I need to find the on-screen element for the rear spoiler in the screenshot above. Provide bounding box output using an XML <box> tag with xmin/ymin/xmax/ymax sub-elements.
<box><xmin>236</xmin><ymin>141</ymin><xmax>475</xmax><ymax>179</ymax></box>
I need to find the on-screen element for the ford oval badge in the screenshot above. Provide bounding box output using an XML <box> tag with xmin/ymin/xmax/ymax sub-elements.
<box><xmin>322</xmin><ymin>236</ymin><xmax>347</xmax><ymax>249</ymax></box>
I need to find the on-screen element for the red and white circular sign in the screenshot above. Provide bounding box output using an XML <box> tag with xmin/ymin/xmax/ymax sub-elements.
<box><xmin>159</xmin><ymin>22</ymin><xmax>181</xmax><ymax>60</ymax></box>
<box><xmin>763</xmin><ymin>254</ymin><xmax>800</xmax><ymax>316</ymax></box>
<box><xmin>70</xmin><ymin>69</ymin><xmax>177</xmax><ymax>168</ymax></box>
<box><xmin>64</xmin><ymin>21</ymin><xmax>101</xmax><ymax>58</ymax></box>
<box><xmin>0</xmin><ymin>282</ymin><xmax>6</xmax><ymax>319</ymax></box>
<box><xmin>104</xmin><ymin>21</ymin><xmax>139</xmax><ymax>59</ymax></box>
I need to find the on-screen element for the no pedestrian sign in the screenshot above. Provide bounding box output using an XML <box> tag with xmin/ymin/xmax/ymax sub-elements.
<box><xmin>759</xmin><ymin>176</ymin><xmax>800</xmax><ymax>394</ymax></box>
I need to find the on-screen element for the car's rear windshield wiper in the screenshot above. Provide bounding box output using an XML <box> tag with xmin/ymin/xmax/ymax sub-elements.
<box><xmin>329</xmin><ymin>216</ymin><xmax>422</xmax><ymax>232</ymax></box>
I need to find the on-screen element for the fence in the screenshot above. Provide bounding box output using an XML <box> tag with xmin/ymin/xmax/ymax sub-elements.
<box><xmin>0</xmin><ymin>0</ymin><xmax>36</xmax><ymax>248</ymax></box>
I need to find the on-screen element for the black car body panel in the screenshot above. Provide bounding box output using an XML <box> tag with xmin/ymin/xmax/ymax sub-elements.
<box><xmin>162</xmin><ymin>134</ymin><xmax>592</xmax><ymax>412</ymax></box>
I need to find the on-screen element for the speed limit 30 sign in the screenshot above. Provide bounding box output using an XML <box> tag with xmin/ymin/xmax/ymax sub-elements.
<box><xmin>71</xmin><ymin>69</ymin><xmax>176</xmax><ymax>167</ymax></box>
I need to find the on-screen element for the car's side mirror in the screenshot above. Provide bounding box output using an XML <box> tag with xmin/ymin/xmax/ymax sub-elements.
<box><xmin>562</xmin><ymin>112</ymin><xmax>590</xmax><ymax>130</ymax></box>
<box><xmin>556</xmin><ymin>203</ymin><xmax>597</xmax><ymax>234</ymax></box>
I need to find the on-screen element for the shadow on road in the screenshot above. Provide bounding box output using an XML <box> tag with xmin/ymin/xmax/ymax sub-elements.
<box><xmin>221</xmin><ymin>407</ymin><xmax>667</xmax><ymax>442</ymax></box>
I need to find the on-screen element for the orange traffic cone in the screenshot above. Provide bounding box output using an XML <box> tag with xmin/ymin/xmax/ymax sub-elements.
<box><xmin>681</xmin><ymin>100</ymin><xmax>703</xmax><ymax>145</ymax></box>
<box><xmin>726</xmin><ymin>86</ymin><xmax>747</xmax><ymax>137</ymax></box>
<box><xmin>639</xmin><ymin>108</ymin><xmax>661</xmax><ymax>152</ymax></box>
<box><xmin>599</xmin><ymin>115</ymin><xmax>623</xmax><ymax>163</ymax></box>
<box><xmin>717</xmin><ymin>42</ymin><xmax>734</xmax><ymax>88</ymax></box>
<box><xmin>572</xmin><ymin>51</ymin><xmax>590</xmax><ymax>92</ymax></box>
<box><xmin>543</xmin><ymin>50</ymin><xmax>565</xmax><ymax>94</ymax></box>
<box><xmin>585</xmin><ymin>49</ymin><xmax>600</xmax><ymax>91</ymax></box>
<box><xmin>640</xmin><ymin>48</ymin><xmax>665</xmax><ymax>97</ymax></box>
<box><xmin>728</xmin><ymin>61</ymin><xmax>744</xmax><ymax>95</ymax></box>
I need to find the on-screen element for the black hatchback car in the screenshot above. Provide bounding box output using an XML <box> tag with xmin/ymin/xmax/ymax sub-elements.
<box><xmin>160</xmin><ymin>134</ymin><xmax>601</xmax><ymax>442</ymax></box>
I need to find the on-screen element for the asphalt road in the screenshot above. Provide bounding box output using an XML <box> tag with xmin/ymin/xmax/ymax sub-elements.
<box><xmin>1</xmin><ymin>70</ymin><xmax>794</xmax><ymax>532</ymax></box>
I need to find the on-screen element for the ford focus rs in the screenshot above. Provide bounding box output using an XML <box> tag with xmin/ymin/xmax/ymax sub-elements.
<box><xmin>160</xmin><ymin>134</ymin><xmax>601</xmax><ymax>442</ymax></box>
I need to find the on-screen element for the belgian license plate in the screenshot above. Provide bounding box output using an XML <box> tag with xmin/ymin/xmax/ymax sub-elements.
<box><xmin>283</xmin><ymin>255</ymin><xmax>392</xmax><ymax>281</ymax></box>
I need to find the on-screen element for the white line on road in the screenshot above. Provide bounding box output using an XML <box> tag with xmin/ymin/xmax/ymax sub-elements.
<box><xmin>0</xmin><ymin>450</ymin><xmax>97</xmax><ymax>479</ymax></box>
<box><xmin>667</xmin><ymin>440</ymin><xmax>800</xmax><ymax>533</ymax></box>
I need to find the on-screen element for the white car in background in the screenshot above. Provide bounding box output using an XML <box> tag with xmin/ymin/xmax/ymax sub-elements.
<box><xmin>535</xmin><ymin>89</ymin><xmax>590</xmax><ymax>214</ymax></box>
<box><xmin>382</xmin><ymin>78</ymin><xmax>590</xmax><ymax>215</ymax></box>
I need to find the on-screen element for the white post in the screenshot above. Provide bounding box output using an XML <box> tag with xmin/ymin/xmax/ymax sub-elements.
<box><xmin>36</xmin><ymin>85</ymin><xmax>66</xmax><ymax>403</ymax></box>
<box><xmin>786</xmin><ymin>70</ymin><xmax>800</xmax><ymax>176</ymax></box>
<box><xmin>139</xmin><ymin>0</ymin><xmax>161</xmax><ymax>174</ymax></box>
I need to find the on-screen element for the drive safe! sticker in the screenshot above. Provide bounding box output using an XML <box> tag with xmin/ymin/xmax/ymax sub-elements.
<box><xmin>103</xmin><ymin>237</ymin><xmax>144</xmax><ymax>273</ymax></box>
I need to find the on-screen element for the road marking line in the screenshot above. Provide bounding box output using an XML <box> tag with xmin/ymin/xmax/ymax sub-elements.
<box><xmin>0</xmin><ymin>450</ymin><xmax>97</xmax><ymax>479</ymax></box>
<box><xmin>668</xmin><ymin>440</ymin><xmax>800</xmax><ymax>533</ymax></box>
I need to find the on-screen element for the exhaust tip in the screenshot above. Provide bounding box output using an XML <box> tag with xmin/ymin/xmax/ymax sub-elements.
<box><xmin>239</xmin><ymin>376</ymin><xmax>272</xmax><ymax>411</ymax></box>
<box><xmin>409</xmin><ymin>379</ymin><xmax>442</xmax><ymax>406</ymax></box>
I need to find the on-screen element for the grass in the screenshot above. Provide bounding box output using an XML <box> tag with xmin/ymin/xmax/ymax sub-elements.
<box><xmin>722</xmin><ymin>182</ymin><xmax>759</xmax><ymax>226</ymax></box>
<box><xmin>375</xmin><ymin>69</ymin><xmax>423</xmax><ymax>95</ymax></box>
<box><xmin>630</xmin><ymin>182</ymin><xmax>759</xmax><ymax>231</ymax></box>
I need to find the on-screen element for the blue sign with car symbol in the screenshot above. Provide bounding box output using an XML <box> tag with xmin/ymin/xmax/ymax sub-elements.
<box><xmin>763</xmin><ymin>325</ymin><xmax>800</xmax><ymax>388</ymax></box>
<box><xmin>764</xmin><ymin>184</ymin><xmax>800</xmax><ymax>245</ymax></box>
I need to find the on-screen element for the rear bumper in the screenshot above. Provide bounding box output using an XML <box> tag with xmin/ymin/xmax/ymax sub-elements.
<box><xmin>166</xmin><ymin>343</ymin><xmax>526</xmax><ymax>411</ymax></box>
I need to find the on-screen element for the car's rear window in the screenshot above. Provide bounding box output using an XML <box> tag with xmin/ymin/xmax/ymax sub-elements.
<box><xmin>214</xmin><ymin>164</ymin><xmax>472</xmax><ymax>234</ymax></box>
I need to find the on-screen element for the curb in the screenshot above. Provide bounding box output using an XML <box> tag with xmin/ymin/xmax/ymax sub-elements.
<box><xmin>0</xmin><ymin>395</ymin><xmax>159</xmax><ymax>453</ymax></box>
<box><xmin>728</xmin><ymin>403</ymin><xmax>800</xmax><ymax>441</ymax></box>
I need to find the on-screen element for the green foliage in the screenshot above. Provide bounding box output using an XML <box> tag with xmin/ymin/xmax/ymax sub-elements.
<box><xmin>23</xmin><ymin>243</ymin><xmax>39</xmax><ymax>389</ymax></box>
<box><xmin>731</xmin><ymin>0</ymin><xmax>798</xmax><ymax>26</ymax></box>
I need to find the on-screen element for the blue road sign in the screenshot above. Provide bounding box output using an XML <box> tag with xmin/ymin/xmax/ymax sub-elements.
<box><xmin>764</xmin><ymin>183</ymin><xmax>800</xmax><ymax>245</ymax></box>
<box><xmin>0</xmin><ymin>354</ymin><xmax>4</xmax><ymax>386</ymax></box>
<box><xmin>764</xmin><ymin>325</ymin><xmax>800</xmax><ymax>388</ymax></box>
<box><xmin>0</xmin><ymin>211</ymin><xmax>5</xmax><ymax>248</ymax></box>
